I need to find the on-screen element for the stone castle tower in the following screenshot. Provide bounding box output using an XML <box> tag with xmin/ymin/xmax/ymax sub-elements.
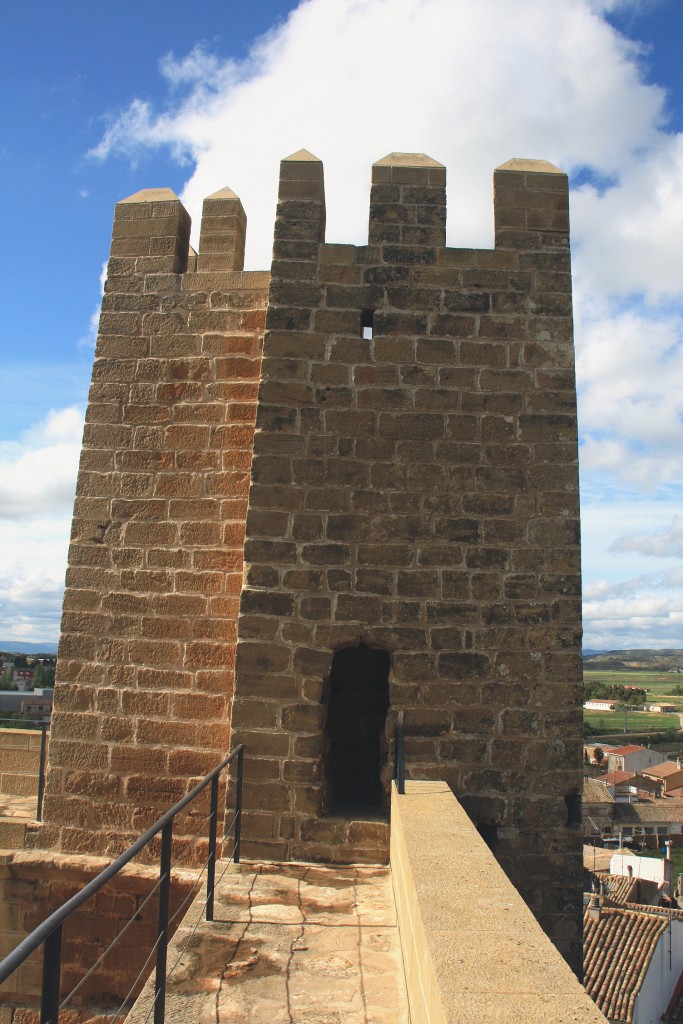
<box><xmin>33</xmin><ymin>150</ymin><xmax>583</xmax><ymax>968</ymax></box>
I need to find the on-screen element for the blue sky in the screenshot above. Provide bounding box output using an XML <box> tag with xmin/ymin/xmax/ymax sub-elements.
<box><xmin>1</xmin><ymin>0</ymin><xmax>683</xmax><ymax>650</ymax></box>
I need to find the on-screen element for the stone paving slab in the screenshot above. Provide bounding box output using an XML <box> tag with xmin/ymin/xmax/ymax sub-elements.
<box><xmin>0</xmin><ymin>793</ymin><xmax>37</xmax><ymax>820</ymax></box>
<box><xmin>127</xmin><ymin>860</ymin><xmax>408</xmax><ymax>1024</ymax></box>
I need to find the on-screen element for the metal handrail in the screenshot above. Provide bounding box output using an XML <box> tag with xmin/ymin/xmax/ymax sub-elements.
<box><xmin>0</xmin><ymin>743</ymin><xmax>245</xmax><ymax>1024</ymax></box>
<box><xmin>395</xmin><ymin>717</ymin><xmax>405</xmax><ymax>794</ymax></box>
<box><xmin>0</xmin><ymin>717</ymin><xmax>49</xmax><ymax>820</ymax></box>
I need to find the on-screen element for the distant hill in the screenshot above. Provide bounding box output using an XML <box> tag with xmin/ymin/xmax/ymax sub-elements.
<box><xmin>584</xmin><ymin>649</ymin><xmax>683</xmax><ymax>672</ymax></box>
<box><xmin>0</xmin><ymin>641</ymin><xmax>58</xmax><ymax>655</ymax></box>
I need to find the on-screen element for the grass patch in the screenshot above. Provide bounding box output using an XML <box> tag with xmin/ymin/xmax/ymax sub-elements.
<box><xmin>584</xmin><ymin>709</ymin><xmax>680</xmax><ymax>733</ymax></box>
<box><xmin>584</xmin><ymin>669</ymin><xmax>683</xmax><ymax>701</ymax></box>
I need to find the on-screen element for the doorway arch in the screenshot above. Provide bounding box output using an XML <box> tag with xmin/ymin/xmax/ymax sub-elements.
<box><xmin>323</xmin><ymin>643</ymin><xmax>390</xmax><ymax>813</ymax></box>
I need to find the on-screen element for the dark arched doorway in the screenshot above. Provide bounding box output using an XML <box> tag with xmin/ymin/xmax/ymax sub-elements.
<box><xmin>323</xmin><ymin>643</ymin><xmax>390</xmax><ymax>813</ymax></box>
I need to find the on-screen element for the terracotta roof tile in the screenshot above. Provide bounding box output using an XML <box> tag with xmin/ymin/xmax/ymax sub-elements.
<box><xmin>585</xmin><ymin>869</ymin><xmax>658</xmax><ymax>906</ymax></box>
<box><xmin>614</xmin><ymin>800</ymin><xmax>683</xmax><ymax>824</ymax></box>
<box><xmin>583</xmin><ymin>779</ymin><xmax>615</xmax><ymax>804</ymax></box>
<box><xmin>584</xmin><ymin>907</ymin><xmax>668</xmax><ymax>1023</ymax></box>
<box><xmin>611</xmin><ymin>745</ymin><xmax>648</xmax><ymax>756</ymax></box>
<box><xmin>599</xmin><ymin>770</ymin><xmax>636</xmax><ymax>785</ymax></box>
<box><xmin>641</xmin><ymin>762</ymin><xmax>683</xmax><ymax>779</ymax></box>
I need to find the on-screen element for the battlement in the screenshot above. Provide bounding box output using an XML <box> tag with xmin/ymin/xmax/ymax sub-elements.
<box><xmin>106</xmin><ymin>149</ymin><xmax>569</xmax><ymax>289</ymax></box>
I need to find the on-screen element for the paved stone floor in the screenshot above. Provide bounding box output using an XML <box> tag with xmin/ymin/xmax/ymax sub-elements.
<box><xmin>128</xmin><ymin>860</ymin><xmax>408</xmax><ymax>1024</ymax></box>
<box><xmin>0</xmin><ymin>792</ymin><xmax>36</xmax><ymax>846</ymax></box>
<box><xmin>0</xmin><ymin>793</ymin><xmax>36</xmax><ymax>819</ymax></box>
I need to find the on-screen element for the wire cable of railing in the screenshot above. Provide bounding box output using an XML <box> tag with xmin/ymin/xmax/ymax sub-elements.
<box><xmin>166</xmin><ymin>883</ymin><xmax>213</xmax><ymax>981</ymax></box>
<box><xmin>140</xmin><ymin>977</ymin><xmax>163</xmax><ymax>1024</ymax></box>
<box><xmin>167</xmin><ymin>860</ymin><xmax>209</xmax><ymax>931</ymax></box>
<box><xmin>58</xmin><ymin>870</ymin><xmax>167</xmax><ymax>1009</ymax></box>
<box><xmin>168</xmin><ymin>809</ymin><xmax>214</xmax><ymax>873</ymax></box>
<box><xmin>58</xmin><ymin>824</ymin><xmax>216</xmax><ymax>1013</ymax></box>
<box><xmin>62</xmin><ymin>927</ymin><xmax>164</xmax><ymax>1021</ymax></box>
<box><xmin>0</xmin><ymin>742</ymin><xmax>245</xmax><ymax>1024</ymax></box>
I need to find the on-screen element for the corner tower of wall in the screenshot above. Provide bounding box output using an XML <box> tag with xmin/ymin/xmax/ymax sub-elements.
<box><xmin>231</xmin><ymin>151</ymin><xmax>583</xmax><ymax>971</ymax></box>
<box><xmin>31</xmin><ymin>187</ymin><xmax>269</xmax><ymax>856</ymax></box>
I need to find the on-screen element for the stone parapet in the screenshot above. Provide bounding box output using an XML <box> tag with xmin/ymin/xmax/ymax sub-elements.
<box><xmin>390</xmin><ymin>781</ymin><xmax>606</xmax><ymax>1022</ymax></box>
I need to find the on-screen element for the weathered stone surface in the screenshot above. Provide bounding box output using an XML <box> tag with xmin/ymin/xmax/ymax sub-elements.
<box><xmin>33</xmin><ymin>152</ymin><xmax>582</xmax><ymax>982</ymax></box>
<box><xmin>230</xmin><ymin>151</ymin><xmax>582</xmax><ymax>973</ymax></box>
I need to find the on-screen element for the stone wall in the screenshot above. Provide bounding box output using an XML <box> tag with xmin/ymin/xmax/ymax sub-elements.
<box><xmin>230</xmin><ymin>151</ymin><xmax>583</xmax><ymax>969</ymax></box>
<box><xmin>0</xmin><ymin>851</ymin><xmax>194</xmax><ymax>1020</ymax></box>
<box><xmin>0</xmin><ymin>728</ymin><xmax>45</xmax><ymax>798</ymax></box>
<box><xmin>30</xmin><ymin>187</ymin><xmax>268</xmax><ymax>856</ymax></box>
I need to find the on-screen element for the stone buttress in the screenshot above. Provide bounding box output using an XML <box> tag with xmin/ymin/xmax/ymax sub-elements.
<box><xmin>29</xmin><ymin>186</ymin><xmax>268</xmax><ymax>856</ymax></box>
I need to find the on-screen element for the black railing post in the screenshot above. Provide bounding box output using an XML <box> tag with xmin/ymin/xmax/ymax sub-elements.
<box><xmin>154</xmin><ymin>820</ymin><xmax>172</xmax><ymax>1024</ymax></box>
<box><xmin>234</xmin><ymin>745</ymin><xmax>244</xmax><ymax>863</ymax></box>
<box><xmin>0</xmin><ymin>744</ymin><xmax>245</xmax><ymax>1006</ymax></box>
<box><xmin>37</xmin><ymin>723</ymin><xmax>48</xmax><ymax>821</ymax></box>
<box><xmin>206</xmin><ymin>774</ymin><xmax>219</xmax><ymax>922</ymax></box>
<box><xmin>40</xmin><ymin>923</ymin><xmax>62</xmax><ymax>1024</ymax></box>
<box><xmin>395</xmin><ymin>721</ymin><xmax>405</xmax><ymax>795</ymax></box>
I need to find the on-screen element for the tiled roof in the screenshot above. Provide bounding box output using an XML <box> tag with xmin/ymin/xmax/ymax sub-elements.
<box><xmin>584</xmin><ymin>869</ymin><xmax>637</xmax><ymax>904</ymax></box>
<box><xmin>599</xmin><ymin>770</ymin><xmax>636</xmax><ymax>786</ymax></box>
<box><xmin>611</xmin><ymin>745</ymin><xmax>648</xmax><ymax>756</ymax></box>
<box><xmin>584</xmin><ymin>779</ymin><xmax>615</xmax><ymax>804</ymax></box>
<box><xmin>584</xmin><ymin>869</ymin><xmax>664</xmax><ymax>908</ymax></box>
<box><xmin>614</xmin><ymin>800</ymin><xmax>683</xmax><ymax>824</ymax></box>
<box><xmin>584</xmin><ymin>907</ymin><xmax>669</xmax><ymax>1023</ymax></box>
<box><xmin>641</xmin><ymin>762</ymin><xmax>682</xmax><ymax>779</ymax></box>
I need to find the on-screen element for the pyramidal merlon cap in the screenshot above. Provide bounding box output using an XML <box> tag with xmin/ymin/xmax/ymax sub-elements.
<box><xmin>118</xmin><ymin>187</ymin><xmax>181</xmax><ymax>204</ymax></box>
<box><xmin>283</xmin><ymin>149</ymin><xmax>322</xmax><ymax>163</ymax></box>
<box><xmin>496</xmin><ymin>158</ymin><xmax>564</xmax><ymax>174</ymax></box>
<box><xmin>373</xmin><ymin>153</ymin><xmax>445</xmax><ymax>168</ymax></box>
<box><xmin>203</xmin><ymin>186</ymin><xmax>241</xmax><ymax>201</ymax></box>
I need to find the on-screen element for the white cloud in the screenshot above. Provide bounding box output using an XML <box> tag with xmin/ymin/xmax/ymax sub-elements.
<box><xmin>0</xmin><ymin>407</ymin><xmax>84</xmax><ymax>640</ymax></box>
<box><xmin>77</xmin><ymin>261</ymin><xmax>107</xmax><ymax>350</ymax></box>
<box><xmin>611</xmin><ymin>515</ymin><xmax>683</xmax><ymax>559</ymax></box>
<box><xmin>575</xmin><ymin>304</ymin><xmax>683</xmax><ymax>489</ymax></box>
<box><xmin>74</xmin><ymin>0</ymin><xmax>683</xmax><ymax>651</ymax></box>
<box><xmin>89</xmin><ymin>0</ymin><xmax>670</xmax><ymax>265</ymax></box>
<box><xmin>583</xmin><ymin>592</ymin><xmax>683</xmax><ymax>650</ymax></box>
<box><xmin>0</xmin><ymin>407</ymin><xmax>83</xmax><ymax>521</ymax></box>
<box><xmin>0</xmin><ymin>518</ymin><xmax>70</xmax><ymax>642</ymax></box>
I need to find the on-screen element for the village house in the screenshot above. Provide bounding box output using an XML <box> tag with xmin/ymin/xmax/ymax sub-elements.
<box><xmin>584</xmin><ymin>699</ymin><xmax>619</xmax><ymax>712</ymax></box>
<box><xmin>612</xmin><ymin>800</ymin><xmax>683</xmax><ymax>843</ymax></box>
<box><xmin>597</xmin><ymin>770</ymin><xmax>642</xmax><ymax>803</ymax></box>
<box><xmin>640</xmin><ymin>761</ymin><xmax>683</xmax><ymax>799</ymax></box>
<box><xmin>607</xmin><ymin>744</ymin><xmax>667</xmax><ymax>775</ymax></box>
<box><xmin>583</xmin><ymin>778</ymin><xmax>615</xmax><ymax>838</ymax></box>
<box><xmin>584</xmin><ymin>903</ymin><xmax>683</xmax><ymax>1024</ymax></box>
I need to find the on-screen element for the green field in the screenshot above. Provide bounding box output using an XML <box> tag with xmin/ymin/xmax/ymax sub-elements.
<box><xmin>584</xmin><ymin>669</ymin><xmax>683</xmax><ymax>700</ymax></box>
<box><xmin>584</xmin><ymin>709</ymin><xmax>680</xmax><ymax>733</ymax></box>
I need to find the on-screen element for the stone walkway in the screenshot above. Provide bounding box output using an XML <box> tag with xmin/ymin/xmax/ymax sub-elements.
<box><xmin>128</xmin><ymin>860</ymin><xmax>408</xmax><ymax>1024</ymax></box>
<box><xmin>0</xmin><ymin>792</ymin><xmax>36</xmax><ymax>847</ymax></box>
<box><xmin>0</xmin><ymin>793</ymin><xmax>36</xmax><ymax>819</ymax></box>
